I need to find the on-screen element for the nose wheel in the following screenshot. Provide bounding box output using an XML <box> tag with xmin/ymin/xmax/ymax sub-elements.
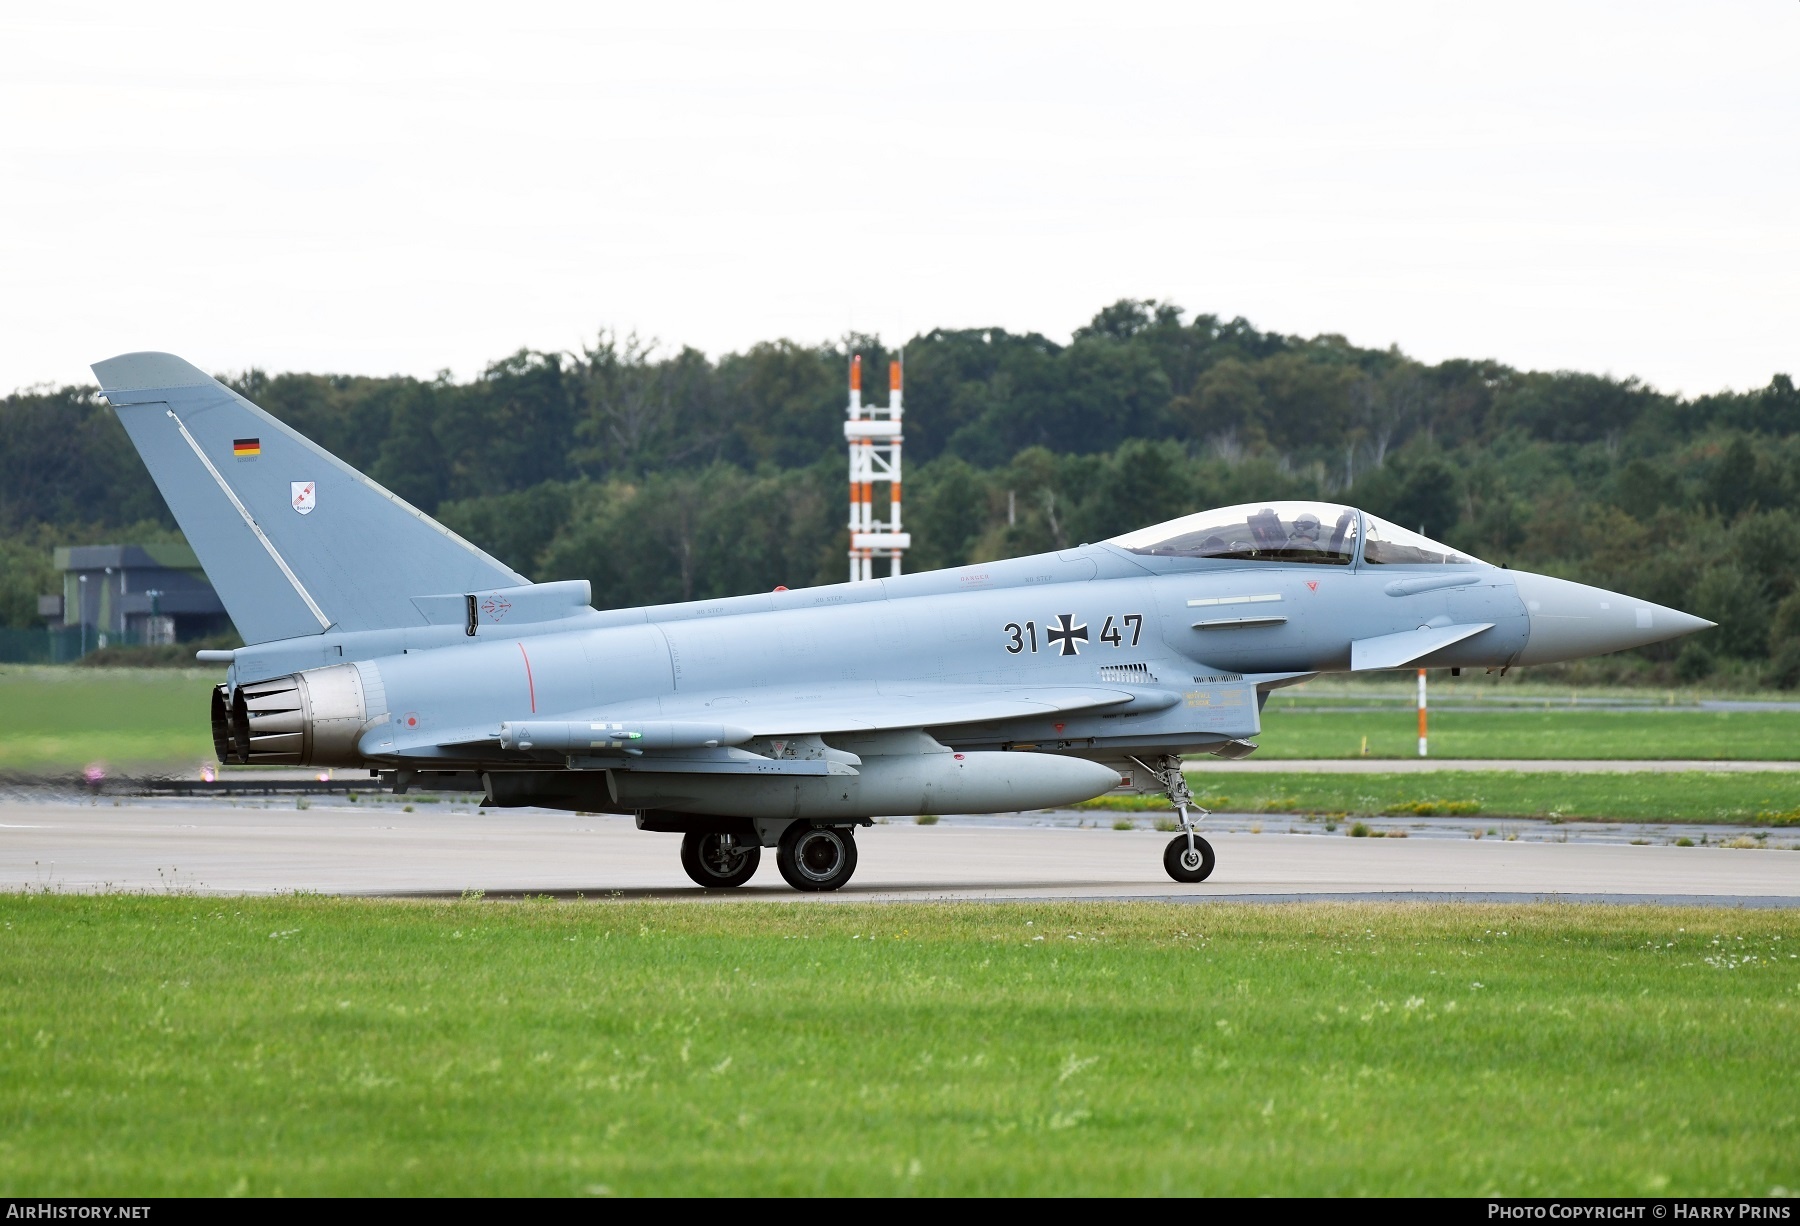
<box><xmin>1163</xmin><ymin>833</ymin><xmax>1215</xmax><ymax>882</ymax></box>
<box><xmin>1133</xmin><ymin>753</ymin><xmax>1216</xmax><ymax>884</ymax></box>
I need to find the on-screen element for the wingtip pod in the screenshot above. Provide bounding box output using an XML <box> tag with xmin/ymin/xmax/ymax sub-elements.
<box><xmin>91</xmin><ymin>352</ymin><xmax>215</xmax><ymax>394</ymax></box>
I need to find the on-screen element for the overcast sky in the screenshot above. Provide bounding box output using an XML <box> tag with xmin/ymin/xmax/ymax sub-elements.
<box><xmin>2</xmin><ymin>0</ymin><xmax>1794</xmax><ymax>396</ymax></box>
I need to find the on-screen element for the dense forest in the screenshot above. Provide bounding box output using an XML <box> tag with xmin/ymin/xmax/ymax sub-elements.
<box><xmin>4</xmin><ymin>300</ymin><xmax>1798</xmax><ymax>686</ymax></box>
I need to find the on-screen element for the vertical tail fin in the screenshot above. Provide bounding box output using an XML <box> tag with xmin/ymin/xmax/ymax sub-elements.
<box><xmin>92</xmin><ymin>352</ymin><xmax>527</xmax><ymax>645</ymax></box>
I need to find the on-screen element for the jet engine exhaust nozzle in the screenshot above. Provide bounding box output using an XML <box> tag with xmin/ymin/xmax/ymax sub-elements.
<box><xmin>223</xmin><ymin>664</ymin><xmax>370</xmax><ymax>767</ymax></box>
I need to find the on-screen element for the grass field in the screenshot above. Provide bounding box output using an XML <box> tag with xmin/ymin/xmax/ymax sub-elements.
<box><xmin>0</xmin><ymin>667</ymin><xmax>218</xmax><ymax>773</ymax></box>
<box><xmin>0</xmin><ymin>896</ymin><xmax>1794</xmax><ymax>1196</ymax></box>
<box><xmin>1082</xmin><ymin>771</ymin><xmax>1800</xmax><ymax>825</ymax></box>
<box><xmin>1253</xmin><ymin>706</ymin><xmax>1800</xmax><ymax>760</ymax></box>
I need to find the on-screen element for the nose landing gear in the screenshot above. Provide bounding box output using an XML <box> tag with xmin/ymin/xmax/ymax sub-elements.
<box><xmin>1163</xmin><ymin>829</ymin><xmax>1216</xmax><ymax>883</ymax></box>
<box><xmin>1134</xmin><ymin>753</ymin><xmax>1216</xmax><ymax>884</ymax></box>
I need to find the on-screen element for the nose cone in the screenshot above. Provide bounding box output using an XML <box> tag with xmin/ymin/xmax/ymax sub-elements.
<box><xmin>1511</xmin><ymin>572</ymin><xmax>1715</xmax><ymax>666</ymax></box>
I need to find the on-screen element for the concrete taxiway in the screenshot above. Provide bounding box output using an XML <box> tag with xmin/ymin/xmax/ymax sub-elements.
<box><xmin>3</xmin><ymin>799</ymin><xmax>1796</xmax><ymax>905</ymax></box>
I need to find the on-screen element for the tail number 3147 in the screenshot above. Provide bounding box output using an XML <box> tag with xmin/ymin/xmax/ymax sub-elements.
<box><xmin>1004</xmin><ymin>614</ymin><xmax>1141</xmax><ymax>655</ymax></box>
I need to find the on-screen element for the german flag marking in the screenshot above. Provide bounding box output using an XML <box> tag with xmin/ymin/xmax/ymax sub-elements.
<box><xmin>233</xmin><ymin>438</ymin><xmax>261</xmax><ymax>459</ymax></box>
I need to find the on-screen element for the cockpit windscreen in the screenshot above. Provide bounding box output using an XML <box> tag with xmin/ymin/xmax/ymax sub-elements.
<box><xmin>1361</xmin><ymin>514</ymin><xmax>1485</xmax><ymax>566</ymax></box>
<box><xmin>1107</xmin><ymin>501</ymin><xmax>1359</xmax><ymax>565</ymax></box>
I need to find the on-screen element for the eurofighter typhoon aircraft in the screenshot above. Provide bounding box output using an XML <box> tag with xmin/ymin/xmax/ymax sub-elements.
<box><xmin>94</xmin><ymin>352</ymin><xmax>1716</xmax><ymax>891</ymax></box>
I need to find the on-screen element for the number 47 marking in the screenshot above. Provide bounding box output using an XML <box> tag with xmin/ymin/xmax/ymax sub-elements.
<box><xmin>1101</xmin><ymin>615</ymin><xmax>1142</xmax><ymax>647</ymax></box>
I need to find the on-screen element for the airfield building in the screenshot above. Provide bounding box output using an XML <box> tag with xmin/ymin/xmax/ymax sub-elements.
<box><xmin>41</xmin><ymin>544</ymin><xmax>230</xmax><ymax>649</ymax></box>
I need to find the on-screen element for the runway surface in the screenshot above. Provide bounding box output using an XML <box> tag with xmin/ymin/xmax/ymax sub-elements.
<box><xmin>3</xmin><ymin>800</ymin><xmax>1797</xmax><ymax>905</ymax></box>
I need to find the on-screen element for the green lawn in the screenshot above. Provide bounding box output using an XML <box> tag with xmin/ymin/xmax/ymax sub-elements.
<box><xmin>1084</xmin><ymin>770</ymin><xmax>1800</xmax><ymax>825</ymax></box>
<box><xmin>0</xmin><ymin>896</ymin><xmax>1794</xmax><ymax>1196</ymax></box>
<box><xmin>1254</xmin><ymin>706</ymin><xmax>1800</xmax><ymax>760</ymax></box>
<box><xmin>0</xmin><ymin>666</ymin><xmax>219</xmax><ymax>773</ymax></box>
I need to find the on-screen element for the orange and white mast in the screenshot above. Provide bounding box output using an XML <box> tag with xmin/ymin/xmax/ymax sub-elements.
<box><xmin>888</xmin><ymin>357</ymin><xmax>904</xmax><ymax>568</ymax></box>
<box><xmin>1417</xmin><ymin>668</ymin><xmax>1429</xmax><ymax>757</ymax></box>
<box><xmin>844</xmin><ymin>351</ymin><xmax>909</xmax><ymax>581</ymax></box>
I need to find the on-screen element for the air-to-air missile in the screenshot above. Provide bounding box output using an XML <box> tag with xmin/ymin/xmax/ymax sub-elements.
<box><xmin>94</xmin><ymin>353</ymin><xmax>1715</xmax><ymax>891</ymax></box>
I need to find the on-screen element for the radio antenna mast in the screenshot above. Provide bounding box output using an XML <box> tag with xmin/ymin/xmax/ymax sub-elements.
<box><xmin>844</xmin><ymin>353</ymin><xmax>910</xmax><ymax>581</ymax></box>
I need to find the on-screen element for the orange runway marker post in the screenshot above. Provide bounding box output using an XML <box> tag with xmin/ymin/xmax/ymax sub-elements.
<box><xmin>1417</xmin><ymin>667</ymin><xmax>1428</xmax><ymax>757</ymax></box>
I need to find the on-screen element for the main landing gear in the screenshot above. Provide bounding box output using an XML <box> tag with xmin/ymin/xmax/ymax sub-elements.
<box><xmin>680</xmin><ymin>831</ymin><xmax>760</xmax><ymax>888</ymax></box>
<box><xmin>676</xmin><ymin>822</ymin><xmax>860</xmax><ymax>892</ymax></box>
<box><xmin>1134</xmin><ymin>753</ymin><xmax>1215</xmax><ymax>884</ymax></box>
<box><xmin>776</xmin><ymin>823</ymin><xmax>858</xmax><ymax>892</ymax></box>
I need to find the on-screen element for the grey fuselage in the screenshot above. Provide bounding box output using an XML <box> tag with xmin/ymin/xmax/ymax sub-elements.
<box><xmin>232</xmin><ymin>540</ymin><xmax>1537</xmax><ymax>773</ymax></box>
<box><xmin>91</xmin><ymin>350</ymin><xmax>1714</xmax><ymax>836</ymax></box>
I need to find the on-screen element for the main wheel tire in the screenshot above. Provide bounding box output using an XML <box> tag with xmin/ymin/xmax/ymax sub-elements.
<box><xmin>1163</xmin><ymin>834</ymin><xmax>1216</xmax><ymax>883</ymax></box>
<box><xmin>776</xmin><ymin>823</ymin><xmax>858</xmax><ymax>892</ymax></box>
<box><xmin>680</xmin><ymin>830</ymin><xmax>761</xmax><ymax>889</ymax></box>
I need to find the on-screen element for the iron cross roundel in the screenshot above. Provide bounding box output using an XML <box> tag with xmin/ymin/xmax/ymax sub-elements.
<box><xmin>1046</xmin><ymin>613</ymin><xmax>1088</xmax><ymax>657</ymax></box>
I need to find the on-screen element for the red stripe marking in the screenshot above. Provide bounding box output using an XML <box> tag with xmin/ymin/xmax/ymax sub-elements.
<box><xmin>518</xmin><ymin>642</ymin><xmax>536</xmax><ymax>712</ymax></box>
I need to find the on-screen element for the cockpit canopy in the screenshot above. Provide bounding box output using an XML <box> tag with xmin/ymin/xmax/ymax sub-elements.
<box><xmin>1360</xmin><ymin>514</ymin><xmax>1482</xmax><ymax>566</ymax></box>
<box><xmin>1107</xmin><ymin>501</ymin><xmax>1360</xmax><ymax>564</ymax></box>
<box><xmin>1105</xmin><ymin>501</ymin><xmax>1483</xmax><ymax>567</ymax></box>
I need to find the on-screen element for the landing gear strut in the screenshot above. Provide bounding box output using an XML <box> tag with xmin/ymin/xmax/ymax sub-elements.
<box><xmin>680</xmin><ymin>830</ymin><xmax>761</xmax><ymax>889</ymax></box>
<box><xmin>1134</xmin><ymin>753</ymin><xmax>1215</xmax><ymax>884</ymax></box>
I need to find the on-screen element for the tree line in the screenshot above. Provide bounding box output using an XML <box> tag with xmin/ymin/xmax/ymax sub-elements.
<box><xmin>3</xmin><ymin>300</ymin><xmax>1797</xmax><ymax>685</ymax></box>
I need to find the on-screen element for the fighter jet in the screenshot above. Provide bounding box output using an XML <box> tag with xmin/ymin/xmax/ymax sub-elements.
<box><xmin>92</xmin><ymin>352</ymin><xmax>1716</xmax><ymax>890</ymax></box>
